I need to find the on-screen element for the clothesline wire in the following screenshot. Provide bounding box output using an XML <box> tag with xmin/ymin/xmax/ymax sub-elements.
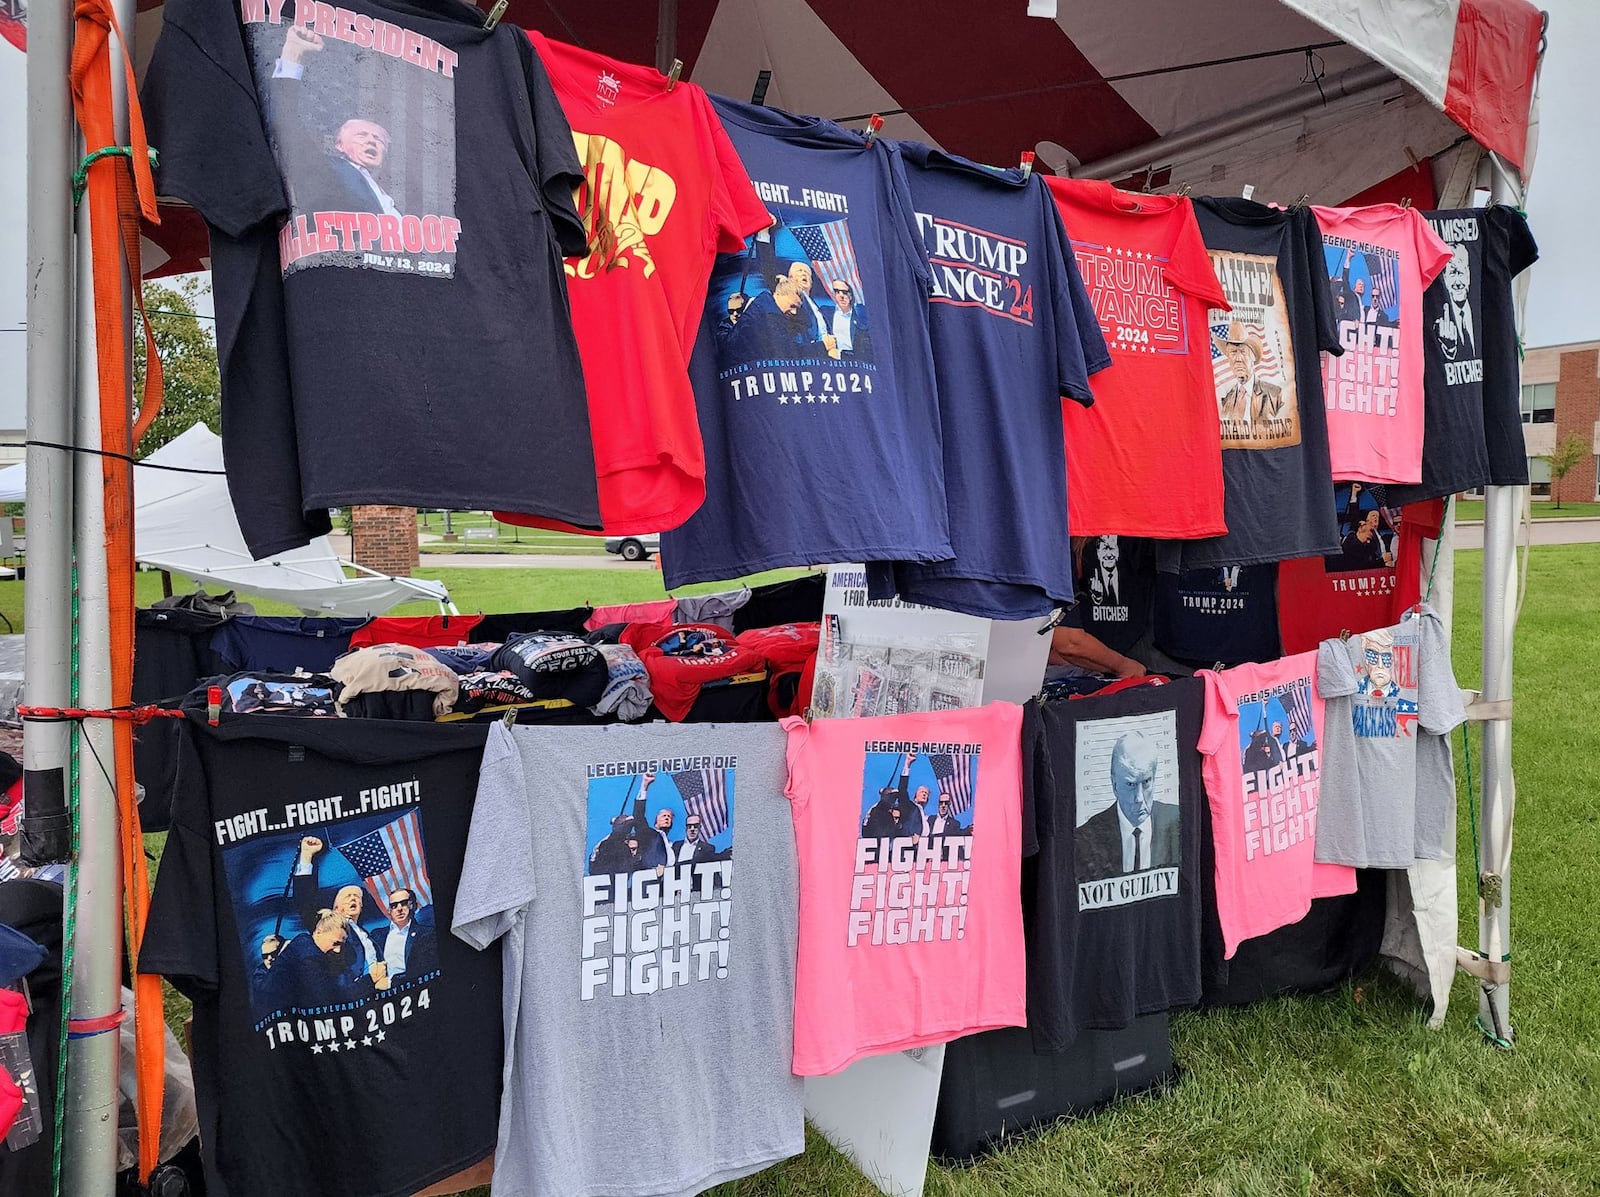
<box><xmin>831</xmin><ymin>39</ymin><xmax>1347</xmax><ymax>125</ymax></box>
<box><xmin>0</xmin><ymin>439</ymin><xmax>229</xmax><ymax>476</ymax></box>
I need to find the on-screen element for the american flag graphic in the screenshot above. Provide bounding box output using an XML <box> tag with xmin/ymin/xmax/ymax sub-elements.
<box><xmin>789</xmin><ymin>221</ymin><xmax>864</xmax><ymax>301</ymax></box>
<box><xmin>671</xmin><ymin>769</ymin><xmax>730</xmax><ymax>839</ymax></box>
<box><xmin>928</xmin><ymin>754</ymin><xmax>976</xmax><ymax>818</ymax></box>
<box><xmin>337</xmin><ymin>810</ymin><xmax>433</xmax><ymax>919</ymax></box>
<box><xmin>1284</xmin><ymin>682</ymin><xmax>1317</xmax><ymax>749</ymax></box>
<box><xmin>1367</xmin><ymin>251</ymin><xmax>1400</xmax><ymax>312</ymax></box>
<box><xmin>1210</xmin><ymin>317</ymin><xmax>1286</xmax><ymax>394</ymax></box>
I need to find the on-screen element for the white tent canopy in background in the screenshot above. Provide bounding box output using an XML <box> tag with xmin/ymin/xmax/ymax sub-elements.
<box><xmin>0</xmin><ymin>425</ymin><xmax>449</xmax><ymax>616</ymax></box>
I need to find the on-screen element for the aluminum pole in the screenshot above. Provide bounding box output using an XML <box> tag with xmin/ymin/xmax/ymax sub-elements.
<box><xmin>1476</xmin><ymin>158</ymin><xmax>1528</xmax><ymax>1046</ymax></box>
<box><xmin>62</xmin><ymin>0</ymin><xmax>137</xmax><ymax>1185</ymax></box>
<box><xmin>23</xmin><ymin>0</ymin><xmax>79</xmax><ymax>874</ymax></box>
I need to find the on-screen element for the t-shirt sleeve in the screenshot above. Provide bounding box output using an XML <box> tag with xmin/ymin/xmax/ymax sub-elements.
<box><xmin>1411</xmin><ymin>208</ymin><xmax>1453</xmax><ymax>288</ymax></box>
<box><xmin>1315</xmin><ymin>638</ymin><xmax>1359</xmax><ymax>699</ymax></box>
<box><xmin>1417</xmin><ymin>612</ymin><xmax>1467</xmax><ymax>736</ymax></box>
<box><xmin>138</xmin><ymin>0</ymin><xmax>288</xmax><ymax>238</ymax></box>
<box><xmin>780</xmin><ymin>715</ymin><xmax>810</xmax><ymax>807</ymax></box>
<box><xmin>703</xmin><ymin>96</ymin><xmax>771</xmax><ymax>253</ymax></box>
<box><xmin>1494</xmin><ymin>204</ymin><xmax>1540</xmax><ymax>277</ymax></box>
<box><xmin>1196</xmin><ymin>671</ymin><xmax>1229</xmax><ymax>757</ymax></box>
<box><xmin>521</xmin><ymin>36</ymin><xmax>589</xmax><ymax>259</ymax></box>
<box><xmin>1020</xmin><ymin>699</ymin><xmax>1053</xmax><ymax>858</ymax></box>
<box><xmin>883</xmin><ymin>143</ymin><xmax>934</xmax><ymax>293</ymax></box>
<box><xmin>1042</xmin><ymin>194</ymin><xmax>1101</xmax><ymax>403</ymax></box>
<box><xmin>452</xmin><ymin>726</ymin><xmax>538</xmax><ymax>950</ymax></box>
<box><xmin>1302</xmin><ymin>210</ymin><xmax>1344</xmax><ymax>356</ymax></box>
<box><xmin>137</xmin><ymin>724</ymin><xmax>220</xmax><ymax>996</ymax></box>
<box><xmin>1163</xmin><ymin>203</ymin><xmax>1230</xmax><ymax>311</ymax></box>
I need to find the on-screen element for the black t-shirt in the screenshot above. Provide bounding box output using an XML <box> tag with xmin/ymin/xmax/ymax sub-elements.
<box><xmin>1184</xmin><ymin>199</ymin><xmax>1343</xmax><ymax>567</ymax></box>
<box><xmin>133</xmin><ymin>608</ymin><xmax>231</xmax><ymax>702</ymax></box>
<box><xmin>1021</xmin><ymin>681</ymin><xmax>1204</xmax><ymax>1052</ymax></box>
<box><xmin>140</xmin><ymin>0</ymin><xmax>601</xmax><ymax>556</ymax></box>
<box><xmin>473</xmin><ymin>606</ymin><xmax>594</xmax><ymax>640</ymax></box>
<box><xmin>1153</xmin><ymin>561</ymin><xmax>1281</xmax><ymax>668</ymax></box>
<box><xmin>140</xmin><ymin>715</ymin><xmax>501</xmax><ymax>1197</ymax></box>
<box><xmin>1390</xmin><ymin>206</ymin><xmax>1540</xmax><ymax>503</ymax></box>
<box><xmin>1073</xmin><ymin>535</ymin><xmax>1153</xmax><ymax>655</ymax></box>
<box><xmin>732</xmin><ymin>573</ymin><xmax>826</xmax><ymax>633</ymax></box>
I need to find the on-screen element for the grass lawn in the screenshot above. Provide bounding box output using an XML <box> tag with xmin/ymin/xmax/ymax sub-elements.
<box><xmin>119</xmin><ymin>544</ymin><xmax>1600</xmax><ymax>1195</ymax></box>
<box><xmin>1452</xmin><ymin>498</ymin><xmax>1600</xmax><ymax>522</ymax></box>
<box><xmin>415</xmin><ymin>510</ymin><xmax>614</xmax><ymax>555</ymax></box>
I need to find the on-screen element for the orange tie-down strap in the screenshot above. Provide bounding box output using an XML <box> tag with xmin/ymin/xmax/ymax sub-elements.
<box><xmin>70</xmin><ymin>0</ymin><xmax>164</xmax><ymax>1179</ymax></box>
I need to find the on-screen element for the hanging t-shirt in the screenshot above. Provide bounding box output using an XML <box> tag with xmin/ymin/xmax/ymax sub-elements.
<box><xmin>659</xmin><ymin>98</ymin><xmax>953</xmax><ymax>588</ymax></box>
<box><xmin>347</xmin><ymin>614</ymin><xmax>485</xmax><ymax>651</ymax></box>
<box><xmin>1153</xmin><ymin>561</ymin><xmax>1280</xmax><ymax>668</ymax></box>
<box><xmin>140</xmin><ymin>0</ymin><xmax>601</xmax><ymax>557</ymax></box>
<box><xmin>474</xmin><ymin>607</ymin><xmax>595</xmax><ymax>641</ymax></box>
<box><xmin>1022</xmin><ymin>682</ymin><xmax>1204</xmax><ymax>1052</ymax></box>
<box><xmin>1045</xmin><ymin>179</ymin><xmax>1229</xmax><ymax>538</ymax></box>
<box><xmin>492</xmin><ymin>34</ymin><xmax>772</xmax><ymax>534</ymax></box>
<box><xmin>211</xmin><ymin>615</ymin><xmax>370</xmax><ymax>674</ymax></box>
<box><xmin>1277</xmin><ymin>488</ymin><xmax>1443</xmax><ymax>655</ymax></box>
<box><xmin>861</xmin><ymin>145</ymin><xmax>1107</xmax><ymax>620</ymax></box>
<box><xmin>733</xmin><ymin>573</ymin><xmax>827</xmax><ymax>633</ymax></box>
<box><xmin>453</xmin><ymin>723</ymin><xmax>803</xmax><ymax>1197</ymax></box>
<box><xmin>139</xmin><ymin>715</ymin><xmax>501</xmax><ymax>1197</ymax></box>
<box><xmin>1074</xmin><ymin>535</ymin><xmax>1154</xmax><ymax>656</ymax></box>
<box><xmin>1389</xmin><ymin>206</ymin><xmax>1541</xmax><ymax>503</ymax></box>
<box><xmin>1198</xmin><ymin>654</ymin><xmax>1357</xmax><ymax>958</ymax></box>
<box><xmin>781</xmin><ymin>705</ymin><xmax>1027</xmax><ymax>1074</ymax></box>
<box><xmin>1184</xmin><ymin>199</ymin><xmax>1344</xmax><ymax>567</ymax></box>
<box><xmin>1315</xmin><ymin>608</ymin><xmax>1465</xmax><ymax>867</ymax></box>
<box><xmin>1310</xmin><ymin>205</ymin><xmax>1451</xmax><ymax>484</ymax></box>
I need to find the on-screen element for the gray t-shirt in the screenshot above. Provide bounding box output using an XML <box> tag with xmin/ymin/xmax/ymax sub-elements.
<box><xmin>453</xmin><ymin>723</ymin><xmax>803</xmax><ymax>1197</ymax></box>
<box><xmin>1314</xmin><ymin>607</ymin><xmax>1465</xmax><ymax>867</ymax></box>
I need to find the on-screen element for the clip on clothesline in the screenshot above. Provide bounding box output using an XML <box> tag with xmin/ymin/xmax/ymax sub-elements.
<box><xmin>1019</xmin><ymin>151</ymin><xmax>1035</xmax><ymax>180</ymax></box>
<box><xmin>17</xmin><ymin>704</ymin><xmax>186</xmax><ymax>725</ymax></box>
<box><xmin>864</xmin><ymin>114</ymin><xmax>884</xmax><ymax>145</ymax></box>
<box><xmin>72</xmin><ymin>146</ymin><xmax>158</xmax><ymax>209</ymax></box>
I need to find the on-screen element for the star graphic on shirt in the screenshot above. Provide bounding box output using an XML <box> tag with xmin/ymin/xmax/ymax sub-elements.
<box><xmin>324</xmin><ymin>1041</ymin><xmax>338</xmax><ymax>1053</ymax></box>
<box><xmin>362</xmin><ymin>1035</ymin><xmax>373</xmax><ymax>1047</ymax></box>
<box><xmin>777</xmin><ymin>395</ymin><xmax>788</xmax><ymax>404</ymax></box>
<box><xmin>808</xmin><ymin>393</ymin><xmax>818</xmax><ymax>404</ymax></box>
<box><xmin>311</xmin><ymin>1044</ymin><xmax>324</xmax><ymax>1055</ymax></box>
<box><xmin>344</xmin><ymin>1040</ymin><xmax>358</xmax><ymax>1052</ymax></box>
<box><xmin>832</xmin><ymin>395</ymin><xmax>841</xmax><ymax>404</ymax></box>
<box><xmin>375</xmin><ymin>1029</ymin><xmax>387</xmax><ymax>1043</ymax></box>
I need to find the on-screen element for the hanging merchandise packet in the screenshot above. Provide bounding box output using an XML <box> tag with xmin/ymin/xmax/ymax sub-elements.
<box><xmin>1314</xmin><ymin>606</ymin><xmax>1465</xmax><ymax>867</ymax></box>
<box><xmin>1046</xmin><ymin>179</ymin><xmax>1230</xmax><ymax>539</ymax></box>
<box><xmin>1310</xmin><ymin>204</ymin><xmax>1451</xmax><ymax>484</ymax></box>
<box><xmin>781</xmin><ymin>705</ymin><xmax>1027</xmax><ymax>1074</ymax></box>
<box><xmin>139</xmin><ymin>716</ymin><xmax>502</xmax><ymax>1197</ymax></box>
<box><xmin>141</xmin><ymin>0</ymin><xmax>601</xmax><ymax>557</ymax></box>
<box><xmin>660</xmin><ymin>97</ymin><xmax>954</xmax><ymax>588</ymax></box>
<box><xmin>1184</xmin><ymin>199</ymin><xmax>1345</xmax><ymax>567</ymax></box>
<box><xmin>454</xmin><ymin>723</ymin><xmax>803</xmax><ymax>1197</ymax></box>
<box><xmin>1389</xmin><ymin>206</ymin><xmax>1540</xmax><ymax>503</ymax></box>
<box><xmin>1198</xmin><ymin>654</ymin><xmax>1357</xmax><ymax>958</ymax></box>
<box><xmin>1022</xmin><ymin>681</ymin><xmax>1204</xmax><ymax>1053</ymax></box>
<box><xmin>1278</xmin><ymin>487</ymin><xmax>1443</xmax><ymax>655</ymax></box>
<box><xmin>1152</xmin><ymin>559</ymin><xmax>1280</xmax><ymax>669</ymax></box>
<box><xmin>1074</xmin><ymin>535</ymin><xmax>1156</xmax><ymax>657</ymax></box>
<box><xmin>493</xmin><ymin>33</ymin><xmax>772</xmax><ymax>535</ymax></box>
<box><xmin>861</xmin><ymin>145</ymin><xmax>1108</xmax><ymax>620</ymax></box>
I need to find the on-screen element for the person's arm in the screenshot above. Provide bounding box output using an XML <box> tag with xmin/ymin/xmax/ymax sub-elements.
<box><xmin>292</xmin><ymin>836</ymin><xmax>325</xmax><ymax>931</ymax></box>
<box><xmin>1049</xmin><ymin>627</ymin><xmax>1146</xmax><ymax>678</ymax></box>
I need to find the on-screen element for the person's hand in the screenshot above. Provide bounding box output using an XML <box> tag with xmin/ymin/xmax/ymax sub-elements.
<box><xmin>282</xmin><ymin>26</ymin><xmax>324</xmax><ymax>65</ymax></box>
<box><xmin>1349</xmin><ymin>482</ymin><xmax>1362</xmax><ymax>501</ymax></box>
<box><xmin>369</xmin><ymin>962</ymin><xmax>389</xmax><ymax>989</ymax></box>
<box><xmin>1436</xmin><ymin>313</ymin><xmax>1460</xmax><ymax>356</ymax></box>
<box><xmin>298</xmin><ymin>835</ymin><xmax>323</xmax><ymax>864</ymax></box>
<box><xmin>1115</xmin><ymin>659</ymin><xmax>1148</xmax><ymax>680</ymax></box>
<box><xmin>641</xmin><ymin>770</ymin><xmax>655</xmax><ymax>787</ymax></box>
<box><xmin>822</xmin><ymin>334</ymin><xmax>840</xmax><ymax>359</ymax></box>
<box><xmin>654</xmin><ymin>865</ymin><xmax>665</xmax><ymax>878</ymax></box>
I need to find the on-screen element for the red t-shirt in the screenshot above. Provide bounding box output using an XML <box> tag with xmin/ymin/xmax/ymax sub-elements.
<box><xmin>620</xmin><ymin>622</ymin><xmax>764</xmax><ymax>721</ymax></box>
<box><xmin>1045</xmin><ymin>179</ymin><xmax>1229</xmax><ymax>538</ymax></box>
<box><xmin>496</xmin><ymin>34</ymin><xmax>771</xmax><ymax>535</ymax></box>
<box><xmin>346</xmin><ymin>614</ymin><xmax>485</xmax><ymax>651</ymax></box>
<box><xmin>1277</xmin><ymin>494</ymin><xmax>1443</xmax><ymax>654</ymax></box>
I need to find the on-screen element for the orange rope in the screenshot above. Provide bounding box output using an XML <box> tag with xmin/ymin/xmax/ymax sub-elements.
<box><xmin>69</xmin><ymin>0</ymin><xmax>163</xmax><ymax>1177</ymax></box>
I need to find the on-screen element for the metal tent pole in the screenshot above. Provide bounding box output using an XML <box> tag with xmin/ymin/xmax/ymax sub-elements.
<box><xmin>61</xmin><ymin>0</ymin><xmax>137</xmax><ymax>1185</ymax></box>
<box><xmin>1476</xmin><ymin>157</ymin><xmax>1528</xmax><ymax>1046</ymax></box>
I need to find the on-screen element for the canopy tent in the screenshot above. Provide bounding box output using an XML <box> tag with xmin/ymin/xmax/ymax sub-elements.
<box><xmin>131</xmin><ymin>0</ymin><xmax>1544</xmax><ymax>277</ymax></box>
<box><xmin>0</xmin><ymin>425</ymin><xmax>449</xmax><ymax>615</ymax></box>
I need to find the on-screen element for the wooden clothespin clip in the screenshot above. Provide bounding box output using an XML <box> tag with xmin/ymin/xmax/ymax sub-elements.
<box><xmin>1177</xmin><ymin>182</ymin><xmax>1193</xmax><ymax>198</ymax></box>
<box><xmin>1019</xmin><ymin>151</ymin><xmax>1036</xmax><ymax>180</ymax></box>
<box><xmin>665</xmin><ymin>59</ymin><xmax>683</xmax><ymax>91</ymax></box>
<box><xmin>500</xmin><ymin>706</ymin><xmax>519</xmax><ymax>730</ymax></box>
<box><xmin>481</xmin><ymin>0</ymin><xmax>507</xmax><ymax>30</ymax></box>
<box><xmin>1339</xmin><ymin>628</ymin><xmax>1352</xmax><ymax>642</ymax></box>
<box><xmin>1289</xmin><ymin>194</ymin><xmax>1310</xmax><ymax>212</ymax></box>
<box><xmin>864</xmin><ymin>114</ymin><xmax>884</xmax><ymax>145</ymax></box>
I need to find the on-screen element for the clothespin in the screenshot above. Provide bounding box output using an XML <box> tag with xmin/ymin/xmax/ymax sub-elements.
<box><xmin>1339</xmin><ymin>628</ymin><xmax>1352</xmax><ymax>643</ymax></box>
<box><xmin>500</xmin><ymin>707</ymin><xmax>519</xmax><ymax>730</ymax></box>
<box><xmin>1403</xmin><ymin>145</ymin><xmax>1420</xmax><ymax>171</ymax></box>
<box><xmin>481</xmin><ymin>0</ymin><xmax>506</xmax><ymax>30</ymax></box>
<box><xmin>1036</xmin><ymin>607</ymin><xmax>1068</xmax><ymax>635</ymax></box>
<box><xmin>1019</xmin><ymin>151</ymin><xmax>1035</xmax><ymax>180</ymax></box>
<box><xmin>207</xmin><ymin>686</ymin><xmax>222</xmax><ymax>726</ymax></box>
<box><xmin>1400</xmin><ymin>196</ymin><xmax>1413</xmax><ymax>210</ymax></box>
<box><xmin>864</xmin><ymin>114</ymin><xmax>884</xmax><ymax>145</ymax></box>
<box><xmin>665</xmin><ymin>59</ymin><xmax>683</xmax><ymax>91</ymax></box>
<box><xmin>1177</xmin><ymin>182</ymin><xmax>1193</xmax><ymax>198</ymax></box>
<box><xmin>1289</xmin><ymin>194</ymin><xmax>1310</xmax><ymax>212</ymax></box>
<box><xmin>1241</xmin><ymin>183</ymin><xmax>1256</xmax><ymax>201</ymax></box>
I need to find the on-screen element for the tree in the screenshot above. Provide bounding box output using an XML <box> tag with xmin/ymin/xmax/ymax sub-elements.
<box><xmin>1539</xmin><ymin>433</ymin><xmax>1589</xmax><ymax>510</ymax></box>
<box><xmin>134</xmin><ymin>276</ymin><xmax>221</xmax><ymax>458</ymax></box>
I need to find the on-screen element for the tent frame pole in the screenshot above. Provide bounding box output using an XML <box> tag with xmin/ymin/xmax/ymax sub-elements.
<box><xmin>1476</xmin><ymin>155</ymin><xmax>1526</xmax><ymax>1046</ymax></box>
<box><xmin>62</xmin><ymin>0</ymin><xmax>139</xmax><ymax>1187</ymax></box>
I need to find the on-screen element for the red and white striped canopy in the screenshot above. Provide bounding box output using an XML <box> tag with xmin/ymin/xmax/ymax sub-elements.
<box><xmin>124</xmin><ymin>0</ymin><xmax>1542</xmax><ymax>277</ymax></box>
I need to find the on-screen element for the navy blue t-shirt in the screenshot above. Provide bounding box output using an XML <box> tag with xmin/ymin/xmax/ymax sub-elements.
<box><xmin>862</xmin><ymin>144</ymin><xmax>1108</xmax><ymax>619</ymax></box>
<box><xmin>1153</xmin><ymin>563</ymin><xmax>1280</xmax><ymax>668</ymax></box>
<box><xmin>660</xmin><ymin>98</ymin><xmax>952</xmax><ymax>588</ymax></box>
<box><xmin>210</xmin><ymin>616</ymin><xmax>370</xmax><ymax>675</ymax></box>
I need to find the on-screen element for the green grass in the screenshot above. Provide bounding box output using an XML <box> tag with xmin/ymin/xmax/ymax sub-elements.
<box><xmin>126</xmin><ymin>545</ymin><xmax>1600</xmax><ymax>1195</ymax></box>
<box><xmin>1452</xmin><ymin>499</ymin><xmax>1600</xmax><ymax>522</ymax></box>
<box><xmin>415</xmin><ymin>510</ymin><xmax>614</xmax><ymax>555</ymax></box>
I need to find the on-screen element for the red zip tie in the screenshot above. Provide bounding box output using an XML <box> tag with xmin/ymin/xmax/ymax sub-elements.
<box><xmin>17</xmin><ymin>704</ymin><xmax>186</xmax><ymax>725</ymax></box>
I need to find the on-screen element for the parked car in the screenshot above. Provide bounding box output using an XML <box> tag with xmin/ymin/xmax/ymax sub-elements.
<box><xmin>603</xmin><ymin>534</ymin><xmax>660</xmax><ymax>562</ymax></box>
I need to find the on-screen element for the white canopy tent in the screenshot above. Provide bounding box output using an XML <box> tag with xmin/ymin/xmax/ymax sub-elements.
<box><xmin>0</xmin><ymin>424</ymin><xmax>449</xmax><ymax>615</ymax></box>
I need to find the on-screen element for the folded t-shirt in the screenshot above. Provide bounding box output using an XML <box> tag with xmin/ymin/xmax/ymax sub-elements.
<box><xmin>488</xmin><ymin>634</ymin><xmax>609</xmax><ymax>707</ymax></box>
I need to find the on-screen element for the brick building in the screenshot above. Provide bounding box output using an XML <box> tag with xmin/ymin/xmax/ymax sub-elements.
<box><xmin>351</xmin><ymin>505</ymin><xmax>419</xmax><ymax>576</ymax></box>
<box><xmin>1520</xmin><ymin>342</ymin><xmax>1600</xmax><ymax>503</ymax></box>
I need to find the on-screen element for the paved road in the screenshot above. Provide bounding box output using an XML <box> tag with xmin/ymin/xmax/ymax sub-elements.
<box><xmin>1450</xmin><ymin>517</ymin><xmax>1600</xmax><ymax>551</ymax></box>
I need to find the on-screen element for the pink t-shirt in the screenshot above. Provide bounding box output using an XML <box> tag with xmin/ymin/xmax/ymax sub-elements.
<box><xmin>781</xmin><ymin>705</ymin><xmax>1026</xmax><ymax>1075</ymax></box>
<box><xmin>1198</xmin><ymin>655</ymin><xmax>1357</xmax><ymax>958</ymax></box>
<box><xmin>1312</xmin><ymin>205</ymin><xmax>1451</xmax><ymax>484</ymax></box>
